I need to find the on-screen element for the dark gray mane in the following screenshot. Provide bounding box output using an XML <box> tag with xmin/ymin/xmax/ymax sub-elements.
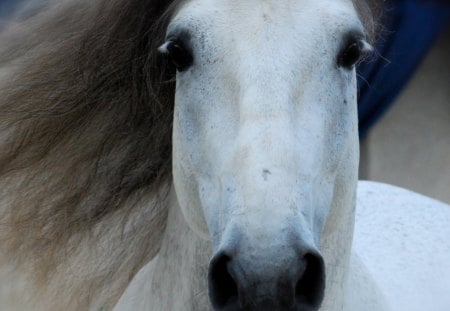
<box><xmin>0</xmin><ymin>0</ymin><xmax>181</xmax><ymax>308</ymax></box>
<box><xmin>0</xmin><ymin>0</ymin><xmax>381</xmax><ymax>309</ymax></box>
<box><xmin>353</xmin><ymin>0</ymin><xmax>384</xmax><ymax>43</ymax></box>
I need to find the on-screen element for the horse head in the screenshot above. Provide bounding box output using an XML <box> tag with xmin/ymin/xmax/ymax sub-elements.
<box><xmin>164</xmin><ymin>0</ymin><xmax>372</xmax><ymax>309</ymax></box>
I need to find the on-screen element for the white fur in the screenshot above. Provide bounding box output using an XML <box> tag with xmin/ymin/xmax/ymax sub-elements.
<box><xmin>113</xmin><ymin>0</ymin><xmax>450</xmax><ymax>310</ymax></box>
<box><xmin>116</xmin><ymin>182</ymin><xmax>450</xmax><ymax>310</ymax></box>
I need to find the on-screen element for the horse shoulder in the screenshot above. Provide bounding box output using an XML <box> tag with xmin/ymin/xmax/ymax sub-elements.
<box><xmin>354</xmin><ymin>181</ymin><xmax>450</xmax><ymax>311</ymax></box>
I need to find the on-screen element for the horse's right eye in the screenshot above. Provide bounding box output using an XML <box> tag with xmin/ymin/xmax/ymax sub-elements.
<box><xmin>158</xmin><ymin>40</ymin><xmax>193</xmax><ymax>72</ymax></box>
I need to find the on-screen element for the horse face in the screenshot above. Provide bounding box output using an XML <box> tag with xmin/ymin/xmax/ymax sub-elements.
<box><xmin>167</xmin><ymin>0</ymin><xmax>367</xmax><ymax>309</ymax></box>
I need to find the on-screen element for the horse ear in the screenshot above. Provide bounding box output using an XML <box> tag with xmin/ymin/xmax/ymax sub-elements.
<box><xmin>352</xmin><ymin>0</ymin><xmax>385</xmax><ymax>44</ymax></box>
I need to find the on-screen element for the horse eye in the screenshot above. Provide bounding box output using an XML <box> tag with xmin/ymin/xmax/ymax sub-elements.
<box><xmin>158</xmin><ymin>40</ymin><xmax>193</xmax><ymax>72</ymax></box>
<box><xmin>338</xmin><ymin>40</ymin><xmax>363</xmax><ymax>69</ymax></box>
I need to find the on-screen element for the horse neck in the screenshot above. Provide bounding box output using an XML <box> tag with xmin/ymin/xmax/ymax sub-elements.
<box><xmin>136</xmin><ymin>185</ymin><xmax>212</xmax><ymax>311</ymax></box>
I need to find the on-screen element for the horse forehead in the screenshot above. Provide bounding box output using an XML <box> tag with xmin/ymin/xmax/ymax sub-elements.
<box><xmin>173</xmin><ymin>0</ymin><xmax>361</xmax><ymax>82</ymax></box>
<box><xmin>175</xmin><ymin>0</ymin><xmax>358</xmax><ymax>32</ymax></box>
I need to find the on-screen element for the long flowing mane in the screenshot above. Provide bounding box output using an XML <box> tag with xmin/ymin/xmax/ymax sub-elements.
<box><xmin>0</xmin><ymin>0</ymin><xmax>181</xmax><ymax>309</ymax></box>
<box><xmin>0</xmin><ymin>0</ymin><xmax>380</xmax><ymax>309</ymax></box>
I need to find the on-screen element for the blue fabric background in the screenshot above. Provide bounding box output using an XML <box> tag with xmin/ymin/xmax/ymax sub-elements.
<box><xmin>357</xmin><ymin>0</ymin><xmax>450</xmax><ymax>138</ymax></box>
<box><xmin>0</xmin><ymin>0</ymin><xmax>26</xmax><ymax>18</ymax></box>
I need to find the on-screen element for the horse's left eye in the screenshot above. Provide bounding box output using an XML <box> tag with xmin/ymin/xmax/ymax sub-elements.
<box><xmin>337</xmin><ymin>36</ymin><xmax>372</xmax><ymax>70</ymax></box>
<box><xmin>158</xmin><ymin>40</ymin><xmax>193</xmax><ymax>72</ymax></box>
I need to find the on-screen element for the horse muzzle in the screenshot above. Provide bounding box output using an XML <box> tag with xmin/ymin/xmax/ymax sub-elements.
<box><xmin>208</xmin><ymin>242</ymin><xmax>325</xmax><ymax>311</ymax></box>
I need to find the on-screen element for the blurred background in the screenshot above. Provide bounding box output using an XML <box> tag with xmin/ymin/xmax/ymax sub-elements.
<box><xmin>357</xmin><ymin>0</ymin><xmax>450</xmax><ymax>204</ymax></box>
<box><xmin>1</xmin><ymin>0</ymin><xmax>450</xmax><ymax>203</ymax></box>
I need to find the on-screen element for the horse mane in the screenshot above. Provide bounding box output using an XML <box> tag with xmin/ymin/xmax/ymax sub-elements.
<box><xmin>0</xmin><ymin>0</ymin><xmax>182</xmax><ymax>309</ymax></box>
<box><xmin>352</xmin><ymin>0</ymin><xmax>385</xmax><ymax>43</ymax></box>
<box><xmin>0</xmin><ymin>0</ymin><xmax>381</xmax><ymax>309</ymax></box>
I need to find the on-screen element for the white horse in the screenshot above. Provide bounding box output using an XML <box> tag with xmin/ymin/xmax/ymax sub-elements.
<box><xmin>0</xmin><ymin>0</ymin><xmax>449</xmax><ymax>310</ymax></box>
<box><xmin>114</xmin><ymin>0</ymin><xmax>450</xmax><ymax>310</ymax></box>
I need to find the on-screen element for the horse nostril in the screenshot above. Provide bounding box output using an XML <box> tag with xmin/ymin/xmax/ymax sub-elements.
<box><xmin>208</xmin><ymin>250</ymin><xmax>325</xmax><ymax>310</ymax></box>
<box><xmin>295</xmin><ymin>252</ymin><xmax>326</xmax><ymax>309</ymax></box>
<box><xmin>208</xmin><ymin>252</ymin><xmax>239</xmax><ymax>309</ymax></box>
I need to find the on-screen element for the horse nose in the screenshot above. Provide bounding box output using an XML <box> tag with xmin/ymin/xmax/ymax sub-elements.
<box><xmin>208</xmin><ymin>249</ymin><xmax>325</xmax><ymax>311</ymax></box>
